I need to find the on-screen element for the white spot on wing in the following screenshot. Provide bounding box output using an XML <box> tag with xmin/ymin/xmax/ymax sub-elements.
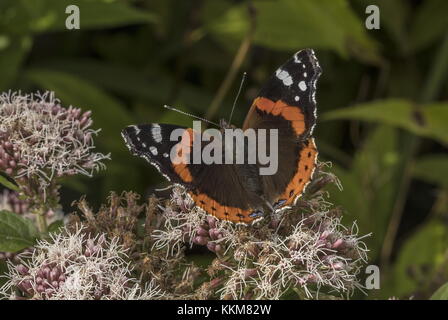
<box><xmin>299</xmin><ymin>81</ymin><xmax>307</xmax><ymax>91</ymax></box>
<box><xmin>275</xmin><ymin>69</ymin><xmax>293</xmax><ymax>86</ymax></box>
<box><xmin>132</xmin><ymin>125</ymin><xmax>141</xmax><ymax>134</ymax></box>
<box><xmin>294</xmin><ymin>96</ymin><xmax>300</xmax><ymax>101</ymax></box>
<box><xmin>150</xmin><ymin>146</ymin><xmax>158</xmax><ymax>155</ymax></box>
<box><xmin>152</xmin><ymin>124</ymin><xmax>162</xmax><ymax>143</ymax></box>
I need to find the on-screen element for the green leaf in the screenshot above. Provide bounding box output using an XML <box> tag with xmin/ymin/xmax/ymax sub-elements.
<box><xmin>413</xmin><ymin>155</ymin><xmax>448</xmax><ymax>188</ymax></box>
<box><xmin>322</xmin><ymin>99</ymin><xmax>448</xmax><ymax>144</ymax></box>
<box><xmin>0</xmin><ymin>36</ymin><xmax>32</xmax><ymax>91</ymax></box>
<box><xmin>354</xmin><ymin>0</ymin><xmax>410</xmax><ymax>53</ymax></box>
<box><xmin>431</xmin><ymin>282</ymin><xmax>448</xmax><ymax>300</ymax></box>
<box><xmin>0</xmin><ymin>174</ymin><xmax>19</xmax><ymax>192</ymax></box>
<box><xmin>409</xmin><ymin>0</ymin><xmax>448</xmax><ymax>52</ymax></box>
<box><xmin>354</xmin><ymin>126</ymin><xmax>400</xmax><ymax>249</ymax></box>
<box><xmin>33</xmin><ymin>59</ymin><xmax>220</xmax><ymax>117</ymax></box>
<box><xmin>327</xmin><ymin>126</ymin><xmax>401</xmax><ymax>258</ymax></box>
<box><xmin>5</xmin><ymin>0</ymin><xmax>155</xmax><ymax>33</ymax></box>
<box><xmin>36</xmin><ymin>59</ymin><xmax>171</xmax><ymax>103</ymax></box>
<box><xmin>47</xmin><ymin>220</ymin><xmax>64</xmax><ymax>235</ymax></box>
<box><xmin>202</xmin><ymin>1</ymin><xmax>249</xmax><ymax>49</ymax></box>
<box><xmin>206</xmin><ymin>0</ymin><xmax>379</xmax><ymax>61</ymax></box>
<box><xmin>391</xmin><ymin>220</ymin><xmax>448</xmax><ymax>297</ymax></box>
<box><xmin>25</xmin><ymin>68</ymin><xmax>133</xmax><ymax>154</ymax></box>
<box><xmin>0</xmin><ymin>210</ymin><xmax>38</xmax><ymax>252</ymax></box>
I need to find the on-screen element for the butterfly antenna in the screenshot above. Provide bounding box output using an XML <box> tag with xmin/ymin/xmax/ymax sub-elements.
<box><xmin>163</xmin><ymin>105</ymin><xmax>220</xmax><ymax>127</ymax></box>
<box><xmin>228</xmin><ymin>72</ymin><xmax>247</xmax><ymax>125</ymax></box>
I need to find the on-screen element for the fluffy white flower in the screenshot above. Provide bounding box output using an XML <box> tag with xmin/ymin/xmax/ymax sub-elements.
<box><xmin>0</xmin><ymin>91</ymin><xmax>109</xmax><ymax>192</ymax></box>
<box><xmin>0</xmin><ymin>226</ymin><xmax>164</xmax><ymax>300</ymax></box>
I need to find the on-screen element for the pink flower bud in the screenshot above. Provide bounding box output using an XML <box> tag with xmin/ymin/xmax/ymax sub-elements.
<box><xmin>206</xmin><ymin>242</ymin><xmax>216</xmax><ymax>252</ymax></box>
<box><xmin>331</xmin><ymin>262</ymin><xmax>344</xmax><ymax>270</ymax></box>
<box><xmin>332</xmin><ymin>239</ymin><xmax>344</xmax><ymax>249</ymax></box>
<box><xmin>196</xmin><ymin>228</ymin><xmax>209</xmax><ymax>237</ymax></box>
<box><xmin>320</xmin><ymin>230</ymin><xmax>330</xmax><ymax>240</ymax></box>
<box><xmin>244</xmin><ymin>268</ymin><xmax>258</xmax><ymax>278</ymax></box>
<box><xmin>206</xmin><ymin>216</ymin><xmax>217</xmax><ymax>229</ymax></box>
<box><xmin>193</xmin><ymin>236</ymin><xmax>208</xmax><ymax>246</ymax></box>
<box><xmin>16</xmin><ymin>265</ymin><xmax>28</xmax><ymax>275</ymax></box>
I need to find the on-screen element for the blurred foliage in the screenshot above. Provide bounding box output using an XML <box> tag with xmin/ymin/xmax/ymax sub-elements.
<box><xmin>0</xmin><ymin>210</ymin><xmax>38</xmax><ymax>252</ymax></box>
<box><xmin>0</xmin><ymin>0</ymin><xmax>448</xmax><ymax>299</ymax></box>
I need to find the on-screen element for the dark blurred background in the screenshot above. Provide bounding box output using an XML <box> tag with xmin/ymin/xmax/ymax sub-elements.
<box><xmin>1</xmin><ymin>0</ymin><xmax>447</xmax><ymax>299</ymax></box>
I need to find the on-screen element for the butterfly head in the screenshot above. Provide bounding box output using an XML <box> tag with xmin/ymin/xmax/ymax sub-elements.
<box><xmin>218</xmin><ymin>119</ymin><xmax>236</xmax><ymax>130</ymax></box>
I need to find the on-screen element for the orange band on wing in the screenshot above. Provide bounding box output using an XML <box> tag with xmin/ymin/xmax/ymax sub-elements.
<box><xmin>172</xmin><ymin>129</ymin><xmax>194</xmax><ymax>183</ymax></box>
<box><xmin>189</xmin><ymin>192</ymin><xmax>255</xmax><ymax>224</ymax></box>
<box><xmin>274</xmin><ymin>138</ymin><xmax>318</xmax><ymax>206</ymax></box>
<box><xmin>254</xmin><ymin>97</ymin><xmax>306</xmax><ymax>136</ymax></box>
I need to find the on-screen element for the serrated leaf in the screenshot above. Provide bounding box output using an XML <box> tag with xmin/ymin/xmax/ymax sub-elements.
<box><xmin>0</xmin><ymin>210</ymin><xmax>38</xmax><ymax>252</ymax></box>
<box><xmin>322</xmin><ymin>100</ymin><xmax>448</xmax><ymax>144</ymax></box>
<box><xmin>431</xmin><ymin>282</ymin><xmax>448</xmax><ymax>300</ymax></box>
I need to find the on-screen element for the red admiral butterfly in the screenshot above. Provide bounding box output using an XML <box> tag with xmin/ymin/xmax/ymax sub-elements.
<box><xmin>122</xmin><ymin>49</ymin><xmax>321</xmax><ymax>224</ymax></box>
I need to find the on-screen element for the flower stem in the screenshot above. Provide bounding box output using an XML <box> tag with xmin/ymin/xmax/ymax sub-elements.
<box><xmin>204</xmin><ymin>3</ymin><xmax>256</xmax><ymax>121</ymax></box>
<box><xmin>36</xmin><ymin>207</ymin><xmax>48</xmax><ymax>233</ymax></box>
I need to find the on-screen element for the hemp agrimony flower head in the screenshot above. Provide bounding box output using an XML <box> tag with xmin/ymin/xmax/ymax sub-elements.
<box><xmin>68</xmin><ymin>191</ymin><xmax>202</xmax><ymax>299</ymax></box>
<box><xmin>0</xmin><ymin>91</ymin><xmax>109</xmax><ymax>201</ymax></box>
<box><xmin>0</xmin><ymin>226</ymin><xmax>163</xmax><ymax>300</ymax></box>
<box><xmin>153</xmin><ymin>163</ymin><xmax>370</xmax><ymax>299</ymax></box>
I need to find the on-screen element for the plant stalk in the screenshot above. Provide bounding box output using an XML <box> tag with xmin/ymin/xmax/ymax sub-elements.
<box><xmin>205</xmin><ymin>3</ymin><xmax>256</xmax><ymax>121</ymax></box>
